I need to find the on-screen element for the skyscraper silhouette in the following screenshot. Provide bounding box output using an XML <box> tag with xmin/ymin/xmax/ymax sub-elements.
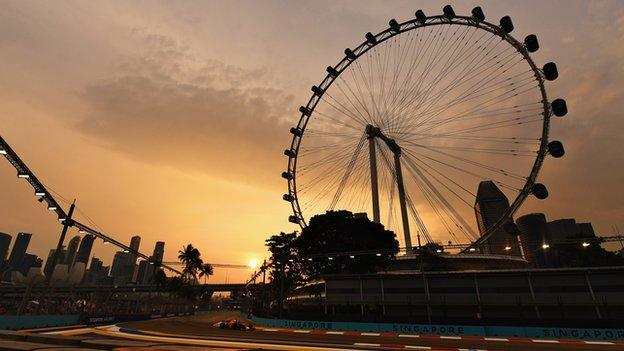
<box><xmin>64</xmin><ymin>236</ymin><xmax>81</xmax><ymax>267</ymax></box>
<box><xmin>516</xmin><ymin>213</ymin><xmax>551</xmax><ymax>266</ymax></box>
<box><xmin>74</xmin><ymin>235</ymin><xmax>95</xmax><ymax>265</ymax></box>
<box><xmin>474</xmin><ymin>181</ymin><xmax>521</xmax><ymax>256</ymax></box>
<box><xmin>6</xmin><ymin>232</ymin><xmax>32</xmax><ymax>275</ymax></box>
<box><xmin>152</xmin><ymin>241</ymin><xmax>165</xmax><ymax>264</ymax></box>
<box><xmin>0</xmin><ymin>233</ymin><xmax>11</xmax><ymax>263</ymax></box>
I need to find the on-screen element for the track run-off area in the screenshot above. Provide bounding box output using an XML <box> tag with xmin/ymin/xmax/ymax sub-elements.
<box><xmin>33</xmin><ymin>313</ymin><xmax>624</xmax><ymax>351</ymax></box>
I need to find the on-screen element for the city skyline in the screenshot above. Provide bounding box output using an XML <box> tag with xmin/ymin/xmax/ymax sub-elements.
<box><xmin>1</xmin><ymin>1</ymin><xmax>623</xmax><ymax>283</ymax></box>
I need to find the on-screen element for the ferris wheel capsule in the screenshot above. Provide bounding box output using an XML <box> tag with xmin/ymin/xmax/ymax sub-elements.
<box><xmin>284</xmin><ymin>149</ymin><xmax>296</xmax><ymax>158</ymax></box>
<box><xmin>471</xmin><ymin>7</ymin><xmax>485</xmax><ymax>22</ymax></box>
<box><xmin>290</xmin><ymin>127</ymin><xmax>302</xmax><ymax>136</ymax></box>
<box><xmin>551</xmin><ymin>99</ymin><xmax>568</xmax><ymax>117</ymax></box>
<box><xmin>525</xmin><ymin>34</ymin><xmax>539</xmax><ymax>53</ymax></box>
<box><xmin>442</xmin><ymin>5</ymin><xmax>455</xmax><ymax>19</ymax></box>
<box><xmin>415</xmin><ymin>10</ymin><xmax>427</xmax><ymax>24</ymax></box>
<box><xmin>311</xmin><ymin>85</ymin><xmax>324</xmax><ymax>96</ymax></box>
<box><xmin>344</xmin><ymin>48</ymin><xmax>357</xmax><ymax>60</ymax></box>
<box><xmin>500</xmin><ymin>16</ymin><xmax>514</xmax><ymax>33</ymax></box>
<box><xmin>299</xmin><ymin>106</ymin><xmax>311</xmax><ymax>116</ymax></box>
<box><xmin>365</xmin><ymin>32</ymin><xmax>377</xmax><ymax>45</ymax></box>
<box><xmin>531</xmin><ymin>183</ymin><xmax>549</xmax><ymax>199</ymax></box>
<box><xmin>283</xmin><ymin>194</ymin><xmax>295</xmax><ymax>202</ymax></box>
<box><xmin>288</xmin><ymin>215</ymin><xmax>300</xmax><ymax>224</ymax></box>
<box><xmin>389</xmin><ymin>19</ymin><xmax>400</xmax><ymax>32</ymax></box>
<box><xmin>543</xmin><ymin>62</ymin><xmax>559</xmax><ymax>81</ymax></box>
<box><xmin>326</xmin><ymin>66</ymin><xmax>339</xmax><ymax>78</ymax></box>
<box><xmin>547</xmin><ymin>141</ymin><xmax>565</xmax><ymax>158</ymax></box>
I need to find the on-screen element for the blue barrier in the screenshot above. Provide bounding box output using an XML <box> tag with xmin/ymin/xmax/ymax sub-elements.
<box><xmin>251</xmin><ymin>316</ymin><xmax>624</xmax><ymax>340</ymax></box>
<box><xmin>0</xmin><ymin>315</ymin><xmax>80</xmax><ymax>330</ymax></box>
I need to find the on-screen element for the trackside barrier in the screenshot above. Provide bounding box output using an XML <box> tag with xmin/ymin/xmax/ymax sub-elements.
<box><xmin>0</xmin><ymin>312</ymin><xmax>193</xmax><ymax>330</ymax></box>
<box><xmin>0</xmin><ymin>315</ymin><xmax>80</xmax><ymax>330</ymax></box>
<box><xmin>251</xmin><ymin>315</ymin><xmax>624</xmax><ymax>340</ymax></box>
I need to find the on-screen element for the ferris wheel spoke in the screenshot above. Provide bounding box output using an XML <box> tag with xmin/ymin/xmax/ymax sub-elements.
<box><xmin>391</xmin><ymin>35</ymin><xmax>507</xmax><ymax>134</ymax></box>
<box><xmin>384</xmin><ymin>24</ymin><xmax>451</xmax><ymax>132</ymax></box>
<box><xmin>412</xmin><ymin>100</ymin><xmax>541</xmax><ymax>130</ymax></box>
<box><xmin>321</xmin><ymin>91</ymin><xmax>370</xmax><ymax>127</ymax></box>
<box><xmin>329</xmin><ymin>135</ymin><xmax>367</xmax><ymax>209</ymax></box>
<box><xmin>389</xmin><ymin>25</ymin><xmax>482</xmax><ymax>131</ymax></box>
<box><xmin>402</xmin><ymin>153</ymin><xmax>479</xmax><ymax>240</ymax></box>
<box><xmin>401</xmin><ymin>146</ymin><xmax>525</xmax><ymax>191</ymax></box>
<box><xmin>399</xmin><ymin>46</ymin><xmax>522</xmax><ymax>133</ymax></box>
<box><xmin>402</xmin><ymin>141</ymin><xmax>528</xmax><ymax>182</ymax></box>
<box><xmin>383</xmin><ymin>25</ymin><xmax>443</xmax><ymax>130</ymax></box>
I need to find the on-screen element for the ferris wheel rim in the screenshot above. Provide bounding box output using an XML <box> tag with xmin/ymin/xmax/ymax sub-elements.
<box><xmin>284</xmin><ymin>12</ymin><xmax>552</xmax><ymax>249</ymax></box>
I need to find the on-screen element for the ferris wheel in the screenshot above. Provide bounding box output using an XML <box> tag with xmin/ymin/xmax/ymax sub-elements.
<box><xmin>282</xmin><ymin>6</ymin><xmax>567</xmax><ymax>254</ymax></box>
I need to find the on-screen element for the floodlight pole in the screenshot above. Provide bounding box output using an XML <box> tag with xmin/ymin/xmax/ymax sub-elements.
<box><xmin>47</xmin><ymin>200</ymin><xmax>76</xmax><ymax>282</ymax></box>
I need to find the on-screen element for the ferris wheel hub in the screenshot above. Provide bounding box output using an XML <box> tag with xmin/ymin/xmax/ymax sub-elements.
<box><xmin>365</xmin><ymin>124</ymin><xmax>401</xmax><ymax>155</ymax></box>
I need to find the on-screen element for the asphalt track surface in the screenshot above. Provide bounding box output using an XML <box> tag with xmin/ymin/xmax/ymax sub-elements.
<box><xmin>42</xmin><ymin>314</ymin><xmax>624</xmax><ymax>351</ymax></box>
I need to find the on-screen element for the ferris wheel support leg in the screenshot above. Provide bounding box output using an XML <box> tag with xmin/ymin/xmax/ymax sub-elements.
<box><xmin>368</xmin><ymin>137</ymin><xmax>381</xmax><ymax>223</ymax></box>
<box><xmin>394</xmin><ymin>153</ymin><xmax>413</xmax><ymax>253</ymax></box>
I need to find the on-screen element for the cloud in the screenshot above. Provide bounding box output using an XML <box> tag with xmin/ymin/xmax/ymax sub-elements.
<box><xmin>77</xmin><ymin>32</ymin><xmax>295</xmax><ymax>188</ymax></box>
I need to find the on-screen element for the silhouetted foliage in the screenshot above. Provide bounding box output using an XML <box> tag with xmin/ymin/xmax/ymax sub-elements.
<box><xmin>265</xmin><ymin>231</ymin><xmax>303</xmax><ymax>315</ymax></box>
<box><xmin>177</xmin><ymin>243</ymin><xmax>214</xmax><ymax>284</ymax></box>
<box><xmin>294</xmin><ymin>210</ymin><xmax>399</xmax><ymax>277</ymax></box>
<box><xmin>552</xmin><ymin>238</ymin><xmax>624</xmax><ymax>267</ymax></box>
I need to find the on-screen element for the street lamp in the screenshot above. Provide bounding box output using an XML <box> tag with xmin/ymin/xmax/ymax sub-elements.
<box><xmin>542</xmin><ymin>244</ymin><xmax>550</xmax><ymax>249</ymax></box>
<box><xmin>582</xmin><ymin>242</ymin><xmax>590</xmax><ymax>247</ymax></box>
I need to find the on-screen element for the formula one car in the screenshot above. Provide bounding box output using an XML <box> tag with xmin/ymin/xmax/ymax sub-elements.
<box><xmin>212</xmin><ymin>319</ymin><xmax>255</xmax><ymax>331</ymax></box>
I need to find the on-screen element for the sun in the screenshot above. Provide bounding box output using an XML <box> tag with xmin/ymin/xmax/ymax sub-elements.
<box><xmin>248</xmin><ymin>259</ymin><xmax>259</xmax><ymax>269</ymax></box>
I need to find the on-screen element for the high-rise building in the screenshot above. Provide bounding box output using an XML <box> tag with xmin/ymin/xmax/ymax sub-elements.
<box><xmin>74</xmin><ymin>235</ymin><xmax>95</xmax><ymax>265</ymax></box>
<box><xmin>135</xmin><ymin>259</ymin><xmax>151</xmax><ymax>284</ymax></box>
<box><xmin>20</xmin><ymin>254</ymin><xmax>41</xmax><ymax>274</ymax></box>
<box><xmin>84</xmin><ymin>257</ymin><xmax>111</xmax><ymax>285</ymax></box>
<box><xmin>152</xmin><ymin>241</ymin><xmax>165</xmax><ymax>264</ymax></box>
<box><xmin>130</xmin><ymin>235</ymin><xmax>141</xmax><ymax>253</ymax></box>
<box><xmin>578</xmin><ymin>222</ymin><xmax>596</xmax><ymax>238</ymax></box>
<box><xmin>548</xmin><ymin>218</ymin><xmax>581</xmax><ymax>242</ymax></box>
<box><xmin>0</xmin><ymin>233</ymin><xmax>12</xmax><ymax>263</ymax></box>
<box><xmin>474</xmin><ymin>181</ymin><xmax>521</xmax><ymax>256</ymax></box>
<box><xmin>64</xmin><ymin>236</ymin><xmax>81</xmax><ymax>267</ymax></box>
<box><xmin>110</xmin><ymin>251</ymin><xmax>135</xmax><ymax>284</ymax></box>
<box><xmin>44</xmin><ymin>247</ymin><xmax>66</xmax><ymax>277</ymax></box>
<box><xmin>516</xmin><ymin>213</ymin><xmax>552</xmax><ymax>267</ymax></box>
<box><xmin>6</xmin><ymin>232</ymin><xmax>32</xmax><ymax>274</ymax></box>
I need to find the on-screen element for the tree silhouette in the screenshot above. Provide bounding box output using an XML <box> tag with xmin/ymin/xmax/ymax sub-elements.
<box><xmin>294</xmin><ymin>210</ymin><xmax>399</xmax><ymax>277</ymax></box>
<box><xmin>177</xmin><ymin>243</ymin><xmax>210</xmax><ymax>284</ymax></box>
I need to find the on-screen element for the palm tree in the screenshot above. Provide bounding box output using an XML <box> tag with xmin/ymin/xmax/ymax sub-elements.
<box><xmin>199</xmin><ymin>263</ymin><xmax>214</xmax><ymax>284</ymax></box>
<box><xmin>178</xmin><ymin>244</ymin><xmax>203</xmax><ymax>283</ymax></box>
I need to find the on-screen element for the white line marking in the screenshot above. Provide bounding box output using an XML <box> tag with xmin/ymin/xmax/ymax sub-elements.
<box><xmin>354</xmin><ymin>343</ymin><xmax>380</xmax><ymax>347</ymax></box>
<box><xmin>405</xmin><ymin>346</ymin><xmax>431</xmax><ymax>350</ymax></box>
<box><xmin>294</xmin><ymin>330</ymin><xmax>311</xmax><ymax>333</ymax></box>
<box><xmin>102</xmin><ymin>328</ymin><xmax>366</xmax><ymax>351</ymax></box>
<box><xmin>440</xmin><ymin>335</ymin><xmax>461</xmax><ymax>339</ymax></box>
<box><xmin>262</xmin><ymin>328</ymin><xmax>279</xmax><ymax>332</ymax></box>
<box><xmin>327</xmin><ymin>331</ymin><xmax>345</xmax><ymax>335</ymax></box>
<box><xmin>532</xmin><ymin>339</ymin><xmax>559</xmax><ymax>343</ymax></box>
<box><xmin>584</xmin><ymin>341</ymin><xmax>614</xmax><ymax>345</ymax></box>
<box><xmin>361</xmin><ymin>332</ymin><xmax>380</xmax><ymax>336</ymax></box>
<box><xmin>398</xmin><ymin>334</ymin><xmax>420</xmax><ymax>338</ymax></box>
<box><xmin>43</xmin><ymin>327</ymin><xmax>93</xmax><ymax>335</ymax></box>
<box><xmin>484</xmin><ymin>337</ymin><xmax>508</xmax><ymax>341</ymax></box>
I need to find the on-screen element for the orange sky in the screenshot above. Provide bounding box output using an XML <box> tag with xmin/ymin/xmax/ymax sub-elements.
<box><xmin>1</xmin><ymin>1</ymin><xmax>623</xmax><ymax>283</ymax></box>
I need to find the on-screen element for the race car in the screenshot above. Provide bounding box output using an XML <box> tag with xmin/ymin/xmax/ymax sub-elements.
<box><xmin>212</xmin><ymin>319</ymin><xmax>255</xmax><ymax>331</ymax></box>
